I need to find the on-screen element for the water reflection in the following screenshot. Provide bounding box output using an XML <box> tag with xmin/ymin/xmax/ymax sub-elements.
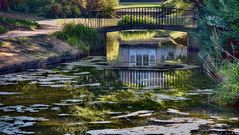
<box><xmin>106</xmin><ymin>31</ymin><xmax>188</xmax><ymax>66</ymax></box>
<box><xmin>0</xmin><ymin>29</ymin><xmax>239</xmax><ymax>134</ymax></box>
<box><xmin>118</xmin><ymin>69</ymin><xmax>193</xmax><ymax>89</ymax></box>
<box><xmin>0</xmin><ymin>57</ymin><xmax>239</xmax><ymax>134</ymax></box>
<box><xmin>119</xmin><ymin>42</ymin><xmax>187</xmax><ymax>66</ymax></box>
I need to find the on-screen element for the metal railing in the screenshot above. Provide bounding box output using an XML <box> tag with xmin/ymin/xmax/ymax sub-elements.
<box><xmin>81</xmin><ymin>7</ymin><xmax>197</xmax><ymax>29</ymax></box>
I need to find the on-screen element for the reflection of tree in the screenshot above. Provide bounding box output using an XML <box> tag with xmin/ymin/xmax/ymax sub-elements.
<box><xmin>74</xmin><ymin>68</ymin><xmax>124</xmax><ymax>89</ymax></box>
<box><xmin>66</xmin><ymin>86</ymin><xmax>95</xmax><ymax>102</ymax></box>
<box><xmin>165</xmin><ymin>69</ymin><xmax>215</xmax><ymax>94</ymax></box>
<box><xmin>69</xmin><ymin>105</ymin><xmax>108</xmax><ymax>121</ymax></box>
<box><xmin>38</xmin><ymin>122</ymin><xmax>81</xmax><ymax>135</ymax></box>
<box><xmin>17</xmin><ymin>82</ymin><xmax>37</xmax><ymax>93</ymax></box>
<box><xmin>99</xmin><ymin>90</ymin><xmax>163</xmax><ymax>111</ymax></box>
<box><xmin>107</xmin><ymin>32</ymin><xmax>120</xmax><ymax>62</ymax></box>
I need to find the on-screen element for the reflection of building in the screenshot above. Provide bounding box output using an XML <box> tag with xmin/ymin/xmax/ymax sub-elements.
<box><xmin>119</xmin><ymin>70</ymin><xmax>168</xmax><ymax>88</ymax></box>
<box><xmin>119</xmin><ymin>41</ymin><xmax>187</xmax><ymax>66</ymax></box>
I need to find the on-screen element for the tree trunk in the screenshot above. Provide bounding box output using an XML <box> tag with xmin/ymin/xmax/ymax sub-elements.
<box><xmin>0</xmin><ymin>0</ymin><xmax>8</xmax><ymax>11</ymax></box>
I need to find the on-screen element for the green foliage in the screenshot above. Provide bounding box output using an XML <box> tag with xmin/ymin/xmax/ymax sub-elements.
<box><xmin>99</xmin><ymin>90</ymin><xmax>153</xmax><ymax>102</ymax></box>
<box><xmin>10</xmin><ymin>0</ymin><xmax>119</xmax><ymax>18</ymax></box>
<box><xmin>119</xmin><ymin>30</ymin><xmax>157</xmax><ymax>41</ymax></box>
<box><xmin>11</xmin><ymin>0</ymin><xmax>81</xmax><ymax>18</ymax></box>
<box><xmin>195</xmin><ymin>0</ymin><xmax>239</xmax><ymax>104</ymax></box>
<box><xmin>118</xmin><ymin>15</ymin><xmax>156</xmax><ymax>26</ymax></box>
<box><xmin>44</xmin><ymin>0</ymin><xmax>82</xmax><ymax>18</ymax></box>
<box><xmin>162</xmin><ymin>0</ymin><xmax>192</xmax><ymax>9</ymax></box>
<box><xmin>70</xmin><ymin>106</ymin><xmax>107</xmax><ymax>121</ymax></box>
<box><xmin>197</xmin><ymin>0</ymin><xmax>239</xmax><ymax>60</ymax></box>
<box><xmin>0</xmin><ymin>17</ymin><xmax>40</xmax><ymax>32</ymax></box>
<box><xmin>54</xmin><ymin>23</ymin><xmax>103</xmax><ymax>53</ymax></box>
<box><xmin>12</xmin><ymin>0</ymin><xmax>49</xmax><ymax>13</ymax></box>
<box><xmin>0</xmin><ymin>25</ymin><xmax>7</xmax><ymax>34</ymax></box>
<box><xmin>1</xmin><ymin>17</ymin><xmax>39</xmax><ymax>29</ymax></box>
<box><xmin>116</xmin><ymin>2</ymin><xmax>161</xmax><ymax>9</ymax></box>
<box><xmin>214</xmin><ymin>62</ymin><xmax>239</xmax><ymax>104</ymax></box>
<box><xmin>80</xmin><ymin>0</ymin><xmax>119</xmax><ymax>12</ymax></box>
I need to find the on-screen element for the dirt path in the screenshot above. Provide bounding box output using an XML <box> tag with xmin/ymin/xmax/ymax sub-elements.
<box><xmin>0</xmin><ymin>12</ymin><xmax>63</xmax><ymax>38</ymax></box>
<box><xmin>0</xmin><ymin>12</ymin><xmax>84</xmax><ymax>74</ymax></box>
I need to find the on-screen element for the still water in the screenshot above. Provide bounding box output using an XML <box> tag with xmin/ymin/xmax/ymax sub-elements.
<box><xmin>0</xmin><ymin>31</ymin><xmax>239</xmax><ymax>135</ymax></box>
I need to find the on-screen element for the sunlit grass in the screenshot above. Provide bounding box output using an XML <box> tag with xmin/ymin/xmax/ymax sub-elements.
<box><xmin>119</xmin><ymin>30</ymin><xmax>157</xmax><ymax>41</ymax></box>
<box><xmin>107</xmin><ymin>32</ymin><xmax>120</xmax><ymax>61</ymax></box>
<box><xmin>170</xmin><ymin>31</ymin><xmax>187</xmax><ymax>39</ymax></box>
<box><xmin>116</xmin><ymin>2</ymin><xmax>162</xmax><ymax>9</ymax></box>
<box><xmin>54</xmin><ymin>23</ymin><xmax>103</xmax><ymax>53</ymax></box>
<box><xmin>0</xmin><ymin>41</ymin><xmax>10</xmax><ymax>47</ymax></box>
<box><xmin>71</xmin><ymin>106</ymin><xmax>108</xmax><ymax>121</ymax></box>
<box><xmin>99</xmin><ymin>90</ymin><xmax>153</xmax><ymax>102</ymax></box>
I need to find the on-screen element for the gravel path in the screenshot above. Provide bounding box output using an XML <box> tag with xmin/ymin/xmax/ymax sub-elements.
<box><xmin>0</xmin><ymin>12</ymin><xmax>63</xmax><ymax>39</ymax></box>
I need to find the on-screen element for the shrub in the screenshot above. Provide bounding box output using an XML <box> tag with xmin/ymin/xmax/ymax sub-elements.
<box><xmin>13</xmin><ymin>0</ymin><xmax>50</xmax><ymax>13</ymax></box>
<box><xmin>102</xmin><ymin>0</ymin><xmax>119</xmax><ymax>12</ymax></box>
<box><xmin>118</xmin><ymin>15</ymin><xmax>156</xmax><ymax>26</ymax></box>
<box><xmin>44</xmin><ymin>2</ymin><xmax>62</xmax><ymax>18</ymax></box>
<box><xmin>119</xmin><ymin>30</ymin><xmax>157</xmax><ymax>41</ymax></box>
<box><xmin>81</xmin><ymin>0</ymin><xmax>119</xmax><ymax>12</ymax></box>
<box><xmin>0</xmin><ymin>17</ymin><xmax>40</xmax><ymax>31</ymax></box>
<box><xmin>54</xmin><ymin>23</ymin><xmax>104</xmax><ymax>53</ymax></box>
<box><xmin>10</xmin><ymin>0</ymin><xmax>119</xmax><ymax>18</ymax></box>
<box><xmin>0</xmin><ymin>25</ymin><xmax>7</xmax><ymax>34</ymax></box>
<box><xmin>195</xmin><ymin>0</ymin><xmax>239</xmax><ymax>105</ymax></box>
<box><xmin>45</xmin><ymin>1</ymin><xmax>82</xmax><ymax>18</ymax></box>
<box><xmin>213</xmin><ymin>61</ymin><xmax>239</xmax><ymax>104</ymax></box>
<box><xmin>162</xmin><ymin>0</ymin><xmax>192</xmax><ymax>9</ymax></box>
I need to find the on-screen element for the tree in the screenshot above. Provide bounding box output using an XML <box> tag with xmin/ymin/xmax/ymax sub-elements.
<box><xmin>197</xmin><ymin>0</ymin><xmax>239</xmax><ymax>60</ymax></box>
<box><xmin>81</xmin><ymin>0</ymin><xmax>119</xmax><ymax>11</ymax></box>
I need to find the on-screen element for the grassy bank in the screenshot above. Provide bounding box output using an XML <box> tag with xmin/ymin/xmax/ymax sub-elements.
<box><xmin>116</xmin><ymin>2</ymin><xmax>161</xmax><ymax>9</ymax></box>
<box><xmin>213</xmin><ymin>61</ymin><xmax>239</xmax><ymax>105</ymax></box>
<box><xmin>54</xmin><ymin>23</ymin><xmax>104</xmax><ymax>53</ymax></box>
<box><xmin>0</xmin><ymin>17</ymin><xmax>40</xmax><ymax>34</ymax></box>
<box><xmin>119</xmin><ymin>30</ymin><xmax>157</xmax><ymax>41</ymax></box>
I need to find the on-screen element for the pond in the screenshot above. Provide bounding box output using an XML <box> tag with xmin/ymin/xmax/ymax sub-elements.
<box><xmin>0</xmin><ymin>31</ymin><xmax>239</xmax><ymax>135</ymax></box>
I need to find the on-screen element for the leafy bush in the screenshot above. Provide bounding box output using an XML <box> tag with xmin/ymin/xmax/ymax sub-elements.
<box><xmin>119</xmin><ymin>30</ymin><xmax>157</xmax><ymax>41</ymax></box>
<box><xmin>13</xmin><ymin>0</ymin><xmax>50</xmax><ymax>13</ymax></box>
<box><xmin>213</xmin><ymin>61</ymin><xmax>239</xmax><ymax>104</ymax></box>
<box><xmin>118</xmin><ymin>15</ymin><xmax>156</xmax><ymax>26</ymax></box>
<box><xmin>10</xmin><ymin>0</ymin><xmax>119</xmax><ymax>18</ymax></box>
<box><xmin>162</xmin><ymin>0</ymin><xmax>192</xmax><ymax>9</ymax></box>
<box><xmin>0</xmin><ymin>25</ymin><xmax>7</xmax><ymax>34</ymax></box>
<box><xmin>195</xmin><ymin>0</ymin><xmax>239</xmax><ymax>105</ymax></box>
<box><xmin>54</xmin><ymin>23</ymin><xmax>104</xmax><ymax>53</ymax></box>
<box><xmin>197</xmin><ymin>0</ymin><xmax>239</xmax><ymax>62</ymax></box>
<box><xmin>9</xmin><ymin>19</ymin><xmax>39</xmax><ymax>29</ymax></box>
<box><xmin>0</xmin><ymin>17</ymin><xmax>40</xmax><ymax>32</ymax></box>
<box><xmin>80</xmin><ymin>0</ymin><xmax>118</xmax><ymax>11</ymax></box>
<box><xmin>44</xmin><ymin>1</ymin><xmax>82</xmax><ymax>18</ymax></box>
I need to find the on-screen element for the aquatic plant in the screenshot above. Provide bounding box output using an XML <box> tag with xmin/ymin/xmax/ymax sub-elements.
<box><xmin>70</xmin><ymin>106</ymin><xmax>108</xmax><ymax>121</ymax></box>
<box><xmin>99</xmin><ymin>90</ymin><xmax>152</xmax><ymax>102</ymax></box>
<box><xmin>107</xmin><ymin>32</ymin><xmax>120</xmax><ymax>62</ymax></box>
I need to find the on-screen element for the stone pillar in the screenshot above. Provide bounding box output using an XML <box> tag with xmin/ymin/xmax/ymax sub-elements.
<box><xmin>187</xmin><ymin>33</ymin><xmax>201</xmax><ymax>65</ymax></box>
